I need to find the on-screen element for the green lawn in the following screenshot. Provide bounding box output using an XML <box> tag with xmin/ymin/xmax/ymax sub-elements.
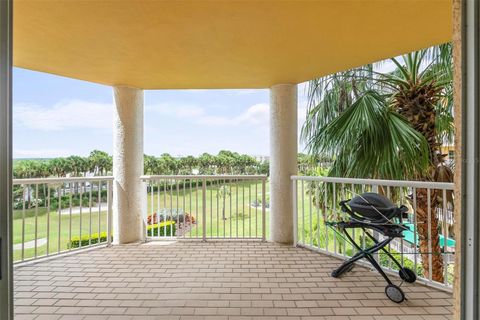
<box><xmin>13</xmin><ymin>179</ymin><xmax>452</xmax><ymax>286</ymax></box>
<box><xmin>10</xmin><ymin>180</ymin><xmax>406</xmax><ymax>263</ymax></box>
<box><xmin>13</xmin><ymin>179</ymin><xmax>269</xmax><ymax>262</ymax></box>
<box><xmin>146</xmin><ymin>179</ymin><xmax>269</xmax><ymax>239</ymax></box>
<box><xmin>13</xmin><ymin>208</ymin><xmax>108</xmax><ymax>262</ymax></box>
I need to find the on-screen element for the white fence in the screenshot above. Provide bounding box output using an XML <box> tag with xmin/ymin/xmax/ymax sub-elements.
<box><xmin>12</xmin><ymin>176</ymin><xmax>113</xmax><ymax>263</ymax></box>
<box><xmin>291</xmin><ymin>176</ymin><xmax>455</xmax><ymax>290</ymax></box>
<box><xmin>13</xmin><ymin>173</ymin><xmax>455</xmax><ymax>292</ymax></box>
<box><xmin>141</xmin><ymin>175</ymin><xmax>267</xmax><ymax>241</ymax></box>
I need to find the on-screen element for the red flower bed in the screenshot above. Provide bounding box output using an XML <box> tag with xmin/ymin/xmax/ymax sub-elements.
<box><xmin>147</xmin><ymin>212</ymin><xmax>196</xmax><ymax>225</ymax></box>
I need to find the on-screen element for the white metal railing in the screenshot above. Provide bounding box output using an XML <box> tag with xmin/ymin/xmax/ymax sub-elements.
<box><xmin>141</xmin><ymin>175</ymin><xmax>267</xmax><ymax>241</ymax></box>
<box><xmin>291</xmin><ymin>175</ymin><xmax>455</xmax><ymax>290</ymax></box>
<box><xmin>12</xmin><ymin>176</ymin><xmax>113</xmax><ymax>264</ymax></box>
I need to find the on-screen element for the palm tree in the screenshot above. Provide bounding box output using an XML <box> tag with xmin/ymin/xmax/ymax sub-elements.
<box><xmin>239</xmin><ymin>154</ymin><xmax>257</xmax><ymax>174</ymax></box>
<box><xmin>217</xmin><ymin>185</ymin><xmax>231</xmax><ymax>220</ymax></box>
<box><xmin>198</xmin><ymin>153</ymin><xmax>214</xmax><ymax>174</ymax></box>
<box><xmin>216</xmin><ymin>151</ymin><xmax>236</xmax><ymax>174</ymax></box>
<box><xmin>302</xmin><ymin>44</ymin><xmax>453</xmax><ymax>283</ymax></box>
<box><xmin>179</xmin><ymin>155</ymin><xmax>197</xmax><ymax>175</ymax></box>
<box><xmin>50</xmin><ymin>157</ymin><xmax>69</xmax><ymax>177</ymax></box>
<box><xmin>160</xmin><ymin>153</ymin><xmax>178</xmax><ymax>174</ymax></box>
<box><xmin>13</xmin><ymin>160</ymin><xmax>40</xmax><ymax>208</ymax></box>
<box><xmin>144</xmin><ymin>155</ymin><xmax>159</xmax><ymax>175</ymax></box>
<box><xmin>89</xmin><ymin>150</ymin><xmax>112</xmax><ymax>176</ymax></box>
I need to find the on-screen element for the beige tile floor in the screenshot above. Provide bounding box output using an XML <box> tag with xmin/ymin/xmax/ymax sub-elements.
<box><xmin>14</xmin><ymin>241</ymin><xmax>453</xmax><ymax>320</ymax></box>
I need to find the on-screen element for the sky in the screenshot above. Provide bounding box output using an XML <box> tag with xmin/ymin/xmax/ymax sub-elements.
<box><xmin>13</xmin><ymin>68</ymin><xmax>309</xmax><ymax>159</ymax></box>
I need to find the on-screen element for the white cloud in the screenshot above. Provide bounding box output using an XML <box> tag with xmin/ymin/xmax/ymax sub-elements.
<box><xmin>196</xmin><ymin>103</ymin><xmax>269</xmax><ymax>127</ymax></box>
<box><xmin>148</xmin><ymin>99</ymin><xmax>299</xmax><ymax>129</ymax></box>
<box><xmin>196</xmin><ymin>115</ymin><xmax>232</xmax><ymax>126</ymax></box>
<box><xmin>375</xmin><ymin>60</ymin><xmax>397</xmax><ymax>74</ymax></box>
<box><xmin>147</xmin><ymin>101</ymin><xmax>270</xmax><ymax>128</ymax></box>
<box><xmin>146</xmin><ymin>103</ymin><xmax>205</xmax><ymax>118</ymax></box>
<box><xmin>14</xmin><ymin>100</ymin><xmax>113</xmax><ymax>131</ymax></box>
<box><xmin>14</xmin><ymin>98</ymin><xmax>298</xmax><ymax>133</ymax></box>
<box><xmin>13</xmin><ymin>99</ymin><xmax>270</xmax><ymax>132</ymax></box>
<box><xmin>236</xmin><ymin>103</ymin><xmax>269</xmax><ymax>126</ymax></box>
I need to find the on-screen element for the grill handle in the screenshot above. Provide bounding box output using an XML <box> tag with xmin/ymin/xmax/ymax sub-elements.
<box><xmin>339</xmin><ymin>199</ymin><xmax>351</xmax><ymax>213</ymax></box>
<box><xmin>398</xmin><ymin>205</ymin><xmax>409</xmax><ymax>219</ymax></box>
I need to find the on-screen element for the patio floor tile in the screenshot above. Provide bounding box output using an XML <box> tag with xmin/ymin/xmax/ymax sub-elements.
<box><xmin>14</xmin><ymin>241</ymin><xmax>453</xmax><ymax>319</ymax></box>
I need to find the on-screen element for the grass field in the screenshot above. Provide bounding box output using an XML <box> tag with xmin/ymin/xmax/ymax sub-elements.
<box><xmin>13</xmin><ymin>208</ymin><xmax>108</xmax><ymax>262</ymax></box>
<box><xmin>13</xmin><ymin>179</ymin><xmax>452</xmax><ymax>286</ymax></box>
<box><xmin>146</xmin><ymin>179</ymin><xmax>269</xmax><ymax>239</ymax></box>
<box><xmin>13</xmin><ymin>179</ymin><xmax>269</xmax><ymax>262</ymax></box>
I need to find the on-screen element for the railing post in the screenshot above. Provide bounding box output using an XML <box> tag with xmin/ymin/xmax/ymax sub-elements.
<box><xmin>292</xmin><ymin>179</ymin><xmax>297</xmax><ymax>247</ymax></box>
<box><xmin>202</xmin><ymin>178</ymin><xmax>207</xmax><ymax>242</ymax></box>
<box><xmin>262</xmin><ymin>179</ymin><xmax>266</xmax><ymax>242</ymax></box>
<box><xmin>142</xmin><ymin>180</ymin><xmax>148</xmax><ymax>242</ymax></box>
<box><xmin>107</xmin><ymin>179</ymin><xmax>113</xmax><ymax>246</ymax></box>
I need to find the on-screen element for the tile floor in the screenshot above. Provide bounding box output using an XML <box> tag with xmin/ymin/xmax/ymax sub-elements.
<box><xmin>14</xmin><ymin>241</ymin><xmax>453</xmax><ymax>320</ymax></box>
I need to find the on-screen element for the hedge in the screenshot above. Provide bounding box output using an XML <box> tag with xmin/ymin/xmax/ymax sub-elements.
<box><xmin>67</xmin><ymin>221</ymin><xmax>176</xmax><ymax>248</ymax></box>
<box><xmin>364</xmin><ymin>236</ymin><xmax>424</xmax><ymax>275</ymax></box>
<box><xmin>147</xmin><ymin>221</ymin><xmax>176</xmax><ymax>237</ymax></box>
<box><xmin>68</xmin><ymin>232</ymin><xmax>110</xmax><ymax>249</ymax></box>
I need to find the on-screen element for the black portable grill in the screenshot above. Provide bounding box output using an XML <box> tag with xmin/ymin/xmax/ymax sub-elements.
<box><xmin>327</xmin><ymin>192</ymin><xmax>417</xmax><ymax>303</ymax></box>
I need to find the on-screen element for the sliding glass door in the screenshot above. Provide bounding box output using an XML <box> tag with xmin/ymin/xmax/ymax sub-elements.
<box><xmin>0</xmin><ymin>0</ymin><xmax>13</xmax><ymax>319</ymax></box>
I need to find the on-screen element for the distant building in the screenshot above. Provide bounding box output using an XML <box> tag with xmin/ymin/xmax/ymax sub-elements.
<box><xmin>440</xmin><ymin>144</ymin><xmax>455</xmax><ymax>164</ymax></box>
<box><xmin>252</xmin><ymin>155</ymin><xmax>269</xmax><ymax>162</ymax></box>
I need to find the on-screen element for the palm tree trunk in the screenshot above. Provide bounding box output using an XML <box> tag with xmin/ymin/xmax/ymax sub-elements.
<box><xmin>27</xmin><ymin>185</ymin><xmax>31</xmax><ymax>209</ymax></box>
<box><xmin>395</xmin><ymin>84</ymin><xmax>446</xmax><ymax>283</ymax></box>
<box><xmin>414</xmin><ymin>188</ymin><xmax>444</xmax><ymax>283</ymax></box>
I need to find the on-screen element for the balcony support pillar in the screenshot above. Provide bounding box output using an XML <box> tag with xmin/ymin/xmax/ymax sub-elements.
<box><xmin>112</xmin><ymin>86</ymin><xmax>145</xmax><ymax>244</ymax></box>
<box><xmin>269</xmin><ymin>84</ymin><xmax>297</xmax><ymax>244</ymax></box>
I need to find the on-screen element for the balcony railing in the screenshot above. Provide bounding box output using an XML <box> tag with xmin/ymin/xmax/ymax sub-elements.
<box><xmin>291</xmin><ymin>175</ymin><xmax>455</xmax><ymax>290</ymax></box>
<box><xmin>141</xmin><ymin>175</ymin><xmax>267</xmax><ymax>241</ymax></box>
<box><xmin>12</xmin><ymin>174</ymin><xmax>454</xmax><ymax>293</ymax></box>
<box><xmin>12</xmin><ymin>176</ymin><xmax>113</xmax><ymax>264</ymax></box>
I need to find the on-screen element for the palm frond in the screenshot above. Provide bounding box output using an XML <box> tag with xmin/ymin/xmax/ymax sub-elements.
<box><xmin>303</xmin><ymin>42</ymin><xmax>453</xmax><ymax>181</ymax></box>
<box><xmin>304</xmin><ymin>91</ymin><xmax>429</xmax><ymax>180</ymax></box>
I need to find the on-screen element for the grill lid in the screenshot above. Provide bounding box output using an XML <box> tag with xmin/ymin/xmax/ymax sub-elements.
<box><xmin>348</xmin><ymin>192</ymin><xmax>397</xmax><ymax>219</ymax></box>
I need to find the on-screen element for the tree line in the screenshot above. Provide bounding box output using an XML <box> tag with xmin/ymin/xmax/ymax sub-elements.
<box><xmin>14</xmin><ymin>150</ymin><xmax>113</xmax><ymax>178</ymax></box>
<box><xmin>13</xmin><ymin>150</ymin><xmax>330</xmax><ymax>179</ymax></box>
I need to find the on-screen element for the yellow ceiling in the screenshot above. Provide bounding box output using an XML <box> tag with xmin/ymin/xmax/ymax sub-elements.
<box><xmin>14</xmin><ymin>0</ymin><xmax>452</xmax><ymax>89</ymax></box>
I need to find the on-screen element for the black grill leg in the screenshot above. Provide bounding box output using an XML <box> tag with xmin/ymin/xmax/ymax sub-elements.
<box><xmin>331</xmin><ymin>250</ymin><xmax>367</xmax><ymax>277</ymax></box>
<box><xmin>364</xmin><ymin>230</ymin><xmax>405</xmax><ymax>271</ymax></box>
<box><xmin>332</xmin><ymin>228</ymin><xmax>395</xmax><ymax>286</ymax></box>
<box><xmin>331</xmin><ymin>252</ymin><xmax>362</xmax><ymax>278</ymax></box>
<box><xmin>363</xmin><ymin>253</ymin><xmax>393</xmax><ymax>285</ymax></box>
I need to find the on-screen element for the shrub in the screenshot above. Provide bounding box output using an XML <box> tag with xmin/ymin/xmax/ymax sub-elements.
<box><xmin>50</xmin><ymin>195</ymin><xmax>98</xmax><ymax>211</ymax></box>
<box><xmin>364</xmin><ymin>236</ymin><xmax>424</xmax><ymax>276</ymax></box>
<box><xmin>147</xmin><ymin>221</ymin><xmax>176</xmax><ymax>237</ymax></box>
<box><xmin>68</xmin><ymin>232</ymin><xmax>110</xmax><ymax>249</ymax></box>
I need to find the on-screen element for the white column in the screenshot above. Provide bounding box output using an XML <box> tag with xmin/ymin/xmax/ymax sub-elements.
<box><xmin>269</xmin><ymin>84</ymin><xmax>298</xmax><ymax>244</ymax></box>
<box><xmin>112</xmin><ymin>86</ymin><xmax>144</xmax><ymax>244</ymax></box>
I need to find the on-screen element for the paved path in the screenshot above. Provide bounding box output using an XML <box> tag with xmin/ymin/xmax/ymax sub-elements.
<box><xmin>13</xmin><ymin>238</ymin><xmax>47</xmax><ymax>251</ymax></box>
<box><xmin>59</xmin><ymin>203</ymin><xmax>108</xmax><ymax>215</ymax></box>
